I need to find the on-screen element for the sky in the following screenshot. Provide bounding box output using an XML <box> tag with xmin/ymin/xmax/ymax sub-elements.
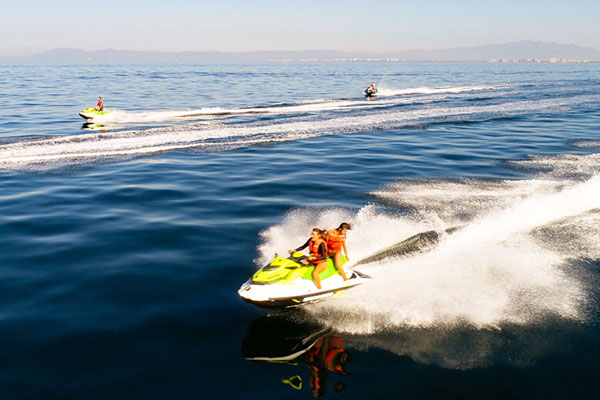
<box><xmin>1</xmin><ymin>0</ymin><xmax>599</xmax><ymax>55</ymax></box>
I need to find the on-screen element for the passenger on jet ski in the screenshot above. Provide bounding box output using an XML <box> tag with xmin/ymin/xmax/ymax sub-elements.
<box><xmin>326</xmin><ymin>223</ymin><xmax>351</xmax><ymax>281</ymax></box>
<box><xmin>96</xmin><ymin>96</ymin><xmax>104</xmax><ymax>112</ymax></box>
<box><xmin>288</xmin><ymin>228</ymin><xmax>329</xmax><ymax>289</ymax></box>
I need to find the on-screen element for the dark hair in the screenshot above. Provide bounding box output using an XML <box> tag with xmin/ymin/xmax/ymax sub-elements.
<box><xmin>312</xmin><ymin>228</ymin><xmax>327</xmax><ymax>240</ymax></box>
<box><xmin>338</xmin><ymin>222</ymin><xmax>352</xmax><ymax>231</ymax></box>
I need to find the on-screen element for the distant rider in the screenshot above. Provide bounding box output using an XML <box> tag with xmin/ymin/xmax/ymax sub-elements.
<box><xmin>365</xmin><ymin>82</ymin><xmax>377</xmax><ymax>96</ymax></box>
<box><xmin>326</xmin><ymin>223</ymin><xmax>351</xmax><ymax>281</ymax></box>
<box><xmin>289</xmin><ymin>228</ymin><xmax>329</xmax><ymax>289</ymax></box>
<box><xmin>96</xmin><ymin>96</ymin><xmax>104</xmax><ymax>112</ymax></box>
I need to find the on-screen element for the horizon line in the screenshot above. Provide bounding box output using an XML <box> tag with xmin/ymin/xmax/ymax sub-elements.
<box><xmin>3</xmin><ymin>40</ymin><xmax>600</xmax><ymax>56</ymax></box>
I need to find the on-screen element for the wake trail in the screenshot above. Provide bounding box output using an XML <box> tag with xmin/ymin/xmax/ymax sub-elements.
<box><xmin>376</xmin><ymin>84</ymin><xmax>504</xmax><ymax>97</ymax></box>
<box><xmin>3</xmin><ymin>94</ymin><xmax>597</xmax><ymax>171</ymax></box>
<box><xmin>87</xmin><ymin>84</ymin><xmax>508</xmax><ymax>124</ymax></box>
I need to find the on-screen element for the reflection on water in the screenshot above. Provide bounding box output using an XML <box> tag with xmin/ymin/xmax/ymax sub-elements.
<box><xmin>81</xmin><ymin>122</ymin><xmax>109</xmax><ymax>131</ymax></box>
<box><xmin>242</xmin><ymin>312</ymin><xmax>353</xmax><ymax>397</ymax></box>
<box><xmin>242</xmin><ymin>311</ymin><xmax>588</xmax><ymax>397</ymax></box>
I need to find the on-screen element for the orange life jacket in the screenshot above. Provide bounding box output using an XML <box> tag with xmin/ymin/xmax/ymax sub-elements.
<box><xmin>308</xmin><ymin>238</ymin><xmax>326</xmax><ymax>260</ymax></box>
<box><xmin>327</xmin><ymin>229</ymin><xmax>346</xmax><ymax>253</ymax></box>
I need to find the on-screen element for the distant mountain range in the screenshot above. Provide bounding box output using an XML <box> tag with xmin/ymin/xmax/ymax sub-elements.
<box><xmin>3</xmin><ymin>41</ymin><xmax>600</xmax><ymax>62</ymax></box>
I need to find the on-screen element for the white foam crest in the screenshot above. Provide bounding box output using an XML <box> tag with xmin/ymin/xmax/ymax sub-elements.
<box><xmin>533</xmin><ymin>211</ymin><xmax>600</xmax><ymax>260</ymax></box>
<box><xmin>372</xmin><ymin>179</ymin><xmax>568</xmax><ymax>222</ymax></box>
<box><xmin>370</xmin><ymin>153</ymin><xmax>600</xmax><ymax>223</ymax></box>
<box><xmin>305</xmin><ymin>176</ymin><xmax>600</xmax><ymax>332</ymax></box>
<box><xmin>87</xmin><ymin>84</ymin><xmax>509</xmax><ymax>124</ymax></box>
<box><xmin>453</xmin><ymin>175</ymin><xmax>600</xmax><ymax>241</ymax></box>
<box><xmin>2</xmin><ymin>94</ymin><xmax>594</xmax><ymax>170</ymax></box>
<box><xmin>510</xmin><ymin>152</ymin><xmax>600</xmax><ymax>180</ymax></box>
<box><xmin>88</xmin><ymin>98</ymin><xmax>406</xmax><ymax>124</ymax></box>
<box><xmin>376</xmin><ymin>84</ymin><xmax>502</xmax><ymax>97</ymax></box>
<box><xmin>89</xmin><ymin>109</ymin><xmax>227</xmax><ymax>124</ymax></box>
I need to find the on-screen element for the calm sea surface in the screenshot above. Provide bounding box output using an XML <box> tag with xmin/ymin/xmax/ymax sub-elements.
<box><xmin>1</xmin><ymin>62</ymin><xmax>599</xmax><ymax>399</ymax></box>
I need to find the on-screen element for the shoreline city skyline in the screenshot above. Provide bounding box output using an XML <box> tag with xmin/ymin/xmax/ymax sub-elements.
<box><xmin>3</xmin><ymin>41</ymin><xmax>600</xmax><ymax>63</ymax></box>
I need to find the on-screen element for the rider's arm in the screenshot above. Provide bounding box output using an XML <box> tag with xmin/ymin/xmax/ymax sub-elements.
<box><xmin>294</xmin><ymin>238</ymin><xmax>311</xmax><ymax>252</ymax></box>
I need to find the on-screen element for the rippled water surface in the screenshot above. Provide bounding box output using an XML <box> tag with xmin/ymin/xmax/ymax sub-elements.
<box><xmin>1</xmin><ymin>62</ymin><xmax>600</xmax><ymax>399</ymax></box>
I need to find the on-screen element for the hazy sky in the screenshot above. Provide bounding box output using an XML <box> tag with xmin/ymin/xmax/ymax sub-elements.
<box><xmin>1</xmin><ymin>0</ymin><xmax>599</xmax><ymax>54</ymax></box>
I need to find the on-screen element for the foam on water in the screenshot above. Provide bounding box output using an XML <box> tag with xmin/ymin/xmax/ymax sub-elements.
<box><xmin>257</xmin><ymin>153</ymin><xmax>600</xmax><ymax>333</ymax></box>
<box><xmin>376</xmin><ymin>84</ymin><xmax>503</xmax><ymax>97</ymax></box>
<box><xmin>2</xmin><ymin>92</ymin><xmax>597</xmax><ymax>171</ymax></box>
<box><xmin>86</xmin><ymin>86</ymin><xmax>485</xmax><ymax>125</ymax></box>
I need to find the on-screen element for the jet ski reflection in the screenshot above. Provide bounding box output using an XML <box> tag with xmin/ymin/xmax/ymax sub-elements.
<box><xmin>81</xmin><ymin>122</ymin><xmax>110</xmax><ymax>131</ymax></box>
<box><xmin>242</xmin><ymin>312</ymin><xmax>352</xmax><ymax>397</ymax></box>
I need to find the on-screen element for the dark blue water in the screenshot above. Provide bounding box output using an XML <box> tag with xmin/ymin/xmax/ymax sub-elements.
<box><xmin>1</xmin><ymin>62</ymin><xmax>600</xmax><ymax>399</ymax></box>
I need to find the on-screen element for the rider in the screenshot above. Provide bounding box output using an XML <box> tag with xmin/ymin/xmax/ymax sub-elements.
<box><xmin>365</xmin><ymin>82</ymin><xmax>377</xmax><ymax>96</ymax></box>
<box><xmin>289</xmin><ymin>228</ymin><xmax>328</xmax><ymax>289</ymax></box>
<box><xmin>96</xmin><ymin>96</ymin><xmax>104</xmax><ymax>112</ymax></box>
<box><xmin>326</xmin><ymin>223</ymin><xmax>351</xmax><ymax>281</ymax></box>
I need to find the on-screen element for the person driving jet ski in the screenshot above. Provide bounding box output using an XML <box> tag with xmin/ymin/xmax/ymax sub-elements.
<box><xmin>364</xmin><ymin>82</ymin><xmax>377</xmax><ymax>97</ymax></box>
<box><xmin>288</xmin><ymin>228</ymin><xmax>329</xmax><ymax>289</ymax></box>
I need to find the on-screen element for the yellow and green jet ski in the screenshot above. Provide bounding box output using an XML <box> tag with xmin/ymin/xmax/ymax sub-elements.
<box><xmin>79</xmin><ymin>107</ymin><xmax>112</xmax><ymax>120</ymax></box>
<box><xmin>238</xmin><ymin>252</ymin><xmax>370</xmax><ymax>308</ymax></box>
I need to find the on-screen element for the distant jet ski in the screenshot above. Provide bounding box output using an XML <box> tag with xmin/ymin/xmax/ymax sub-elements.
<box><xmin>364</xmin><ymin>86</ymin><xmax>378</xmax><ymax>98</ymax></box>
<box><xmin>238</xmin><ymin>252</ymin><xmax>371</xmax><ymax>309</ymax></box>
<box><xmin>79</xmin><ymin>107</ymin><xmax>112</xmax><ymax>120</ymax></box>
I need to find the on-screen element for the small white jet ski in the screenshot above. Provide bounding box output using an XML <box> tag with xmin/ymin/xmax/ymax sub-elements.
<box><xmin>238</xmin><ymin>252</ymin><xmax>370</xmax><ymax>308</ymax></box>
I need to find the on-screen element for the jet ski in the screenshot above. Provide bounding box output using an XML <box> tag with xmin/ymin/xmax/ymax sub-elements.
<box><xmin>79</xmin><ymin>107</ymin><xmax>112</xmax><ymax>120</ymax></box>
<box><xmin>364</xmin><ymin>87</ymin><xmax>378</xmax><ymax>98</ymax></box>
<box><xmin>238</xmin><ymin>252</ymin><xmax>370</xmax><ymax>308</ymax></box>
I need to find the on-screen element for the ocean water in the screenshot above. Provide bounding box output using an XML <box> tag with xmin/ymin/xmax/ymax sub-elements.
<box><xmin>1</xmin><ymin>61</ymin><xmax>600</xmax><ymax>399</ymax></box>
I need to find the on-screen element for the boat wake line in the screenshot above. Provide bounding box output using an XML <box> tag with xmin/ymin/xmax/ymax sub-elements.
<box><xmin>82</xmin><ymin>84</ymin><xmax>509</xmax><ymax>124</ymax></box>
<box><xmin>2</xmin><ymin>93</ymin><xmax>598</xmax><ymax>171</ymax></box>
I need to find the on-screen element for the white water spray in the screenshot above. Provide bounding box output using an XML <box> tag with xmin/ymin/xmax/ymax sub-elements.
<box><xmin>258</xmin><ymin>161</ymin><xmax>600</xmax><ymax>332</ymax></box>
